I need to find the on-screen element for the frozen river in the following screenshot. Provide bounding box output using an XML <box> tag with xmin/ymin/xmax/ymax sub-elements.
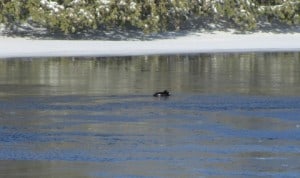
<box><xmin>0</xmin><ymin>52</ymin><xmax>300</xmax><ymax>177</ymax></box>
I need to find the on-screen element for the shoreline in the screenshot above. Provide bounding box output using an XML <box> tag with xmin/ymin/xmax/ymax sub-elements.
<box><xmin>1</xmin><ymin>31</ymin><xmax>300</xmax><ymax>58</ymax></box>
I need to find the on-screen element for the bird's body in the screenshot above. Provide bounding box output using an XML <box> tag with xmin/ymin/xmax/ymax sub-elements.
<box><xmin>153</xmin><ymin>90</ymin><xmax>170</xmax><ymax>97</ymax></box>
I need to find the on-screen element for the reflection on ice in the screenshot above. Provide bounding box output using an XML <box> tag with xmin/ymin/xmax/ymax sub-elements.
<box><xmin>0</xmin><ymin>52</ymin><xmax>299</xmax><ymax>96</ymax></box>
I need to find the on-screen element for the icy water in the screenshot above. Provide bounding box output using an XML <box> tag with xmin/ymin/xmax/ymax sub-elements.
<box><xmin>0</xmin><ymin>52</ymin><xmax>300</xmax><ymax>177</ymax></box>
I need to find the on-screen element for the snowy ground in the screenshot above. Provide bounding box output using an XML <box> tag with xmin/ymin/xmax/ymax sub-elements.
<box><xmin>0</xmin><ymin>26</ymin><xmax>300</xmax><ymax>58</ymax></box>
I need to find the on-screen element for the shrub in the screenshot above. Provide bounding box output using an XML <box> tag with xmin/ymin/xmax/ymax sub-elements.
<box><xmin>0</xmin><ymin>0</ymin><xmax>299</xmax><ymax>34</ymax></box>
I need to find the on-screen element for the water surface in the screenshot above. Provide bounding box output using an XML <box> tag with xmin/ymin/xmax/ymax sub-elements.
<box><xmin>0</xmin><ymin>53</ymin><xmax>300</xmax><ymax>177</ymax></box>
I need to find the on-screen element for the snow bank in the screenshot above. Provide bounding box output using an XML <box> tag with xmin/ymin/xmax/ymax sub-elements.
<box><xmin>0</xmin><ymin>31</ymin><xmax>300</xmax><ymax>58</ymax></box>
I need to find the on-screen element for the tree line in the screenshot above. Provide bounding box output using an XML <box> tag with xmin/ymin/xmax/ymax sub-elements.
<box><xmin>0</xmin><ymin>0</ymin><xmax>299</xmax><ymax>34</ymax></box>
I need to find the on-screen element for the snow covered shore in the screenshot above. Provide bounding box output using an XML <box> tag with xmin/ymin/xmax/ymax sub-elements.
<box><xmin>0</xmin><ymin>30</ymin><xmax>300</xmax><ymax>58</ymax></box>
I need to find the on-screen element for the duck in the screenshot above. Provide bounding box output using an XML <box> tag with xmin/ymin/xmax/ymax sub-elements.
<box><xmin>153</xmin><ymin>90</ymin><xmax>170</xmax><ymax>97</ymax></box>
